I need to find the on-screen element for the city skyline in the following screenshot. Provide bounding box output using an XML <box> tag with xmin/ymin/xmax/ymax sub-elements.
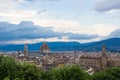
<box><xmin>0</xmin><ymin>0</ymin><xmax>120</xmax><ymax>44</ymax></box>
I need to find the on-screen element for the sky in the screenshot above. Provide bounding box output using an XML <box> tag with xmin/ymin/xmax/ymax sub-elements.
<box><xmin>0</xmin><ymin>0</ymin><xmax>120</xmax><ymax>44</ymax></box>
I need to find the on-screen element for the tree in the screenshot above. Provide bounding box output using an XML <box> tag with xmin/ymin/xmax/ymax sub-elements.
<box><xmin>49</xmin><ymin>65</ymin><xmax>90</xmax><ymax>80</ymax></box>
<box><xmin>92</xmin><ymin>67</ymin><xmax>120</xmax><ymax>80</ymax></box>
<box><xmin>41</xmin><ymin>71</ymin><xmax>52</xmax><ymax>80</ymax></box>
<box><xmin>19</xmin><ymin>62</ymin><xmax>43</xmax><ymax>80</ymax></box>
<box><xmin>0</xmin><ymin>56</ymin><xmax>18</xmax><ymax>80</ymax></box>
<box><xmin>0</xmin><ymin>55</ymin><xmax>44</xmax><ymax>80</ymax></box>
<box><xmin>3</xmin><ymin>77</ymin><xmax>10</xmax><ymax>80</ymax></box>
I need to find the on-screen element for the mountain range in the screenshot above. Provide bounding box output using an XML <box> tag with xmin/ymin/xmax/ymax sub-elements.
<box><xmin>0</xmin><ymin>38</ymin><xmax>120</xmax><ymax>52</ymax></box>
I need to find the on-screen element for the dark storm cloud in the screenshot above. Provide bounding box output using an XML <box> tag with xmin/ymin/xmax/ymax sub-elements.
<box><xmin>95</xmin><ymin>0</ymin><xmax>120</xmax><ymax>12</ymax></box>
<box><xmin>0</xmin><ymin>21</ymin><xmax>99</xmax><ymax>41</ymax></box>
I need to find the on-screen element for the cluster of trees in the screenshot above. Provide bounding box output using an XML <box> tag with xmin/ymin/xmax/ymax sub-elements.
<box><xmin>0</xmin><ymin>56</ymin><xmax>42</xmax><ymax>80</ymax></box>
<box><xmin>92</xmin><ymin>67</ymin><xmax>120</xmax><ymax>80</ymax></box>
<box><xmin>0</xmin><ymin>55</ymin><xmax>120</xmax><ymax>80</ymax></box>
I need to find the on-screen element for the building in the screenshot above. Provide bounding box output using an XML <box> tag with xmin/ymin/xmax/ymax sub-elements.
<box><xmin>24</xmin><ymin>43</ymin><xmax>28</xmax><ymax>57</ymax></box>
<box><xmin>101</xmin><ymin>44</ymin><xmax>107</xmax><ymax>69</ymax></box>
<box><xmin>40</xmin><ymin>41</ymin><xmax>50</xmax><ymax>54</ymax></box>
<box><xmin>18</xmin><ymin>41</ymin><xmax>51</xmax><ymax>57</ymax></box>
<box><xmin>79</xmin><ymin>44</ymin><xmax>119</xmax><ymax>72</ymax></box>
<box><xmin>15</xmin><ymin>43</ymin><xmax>119</xmax><ymax>71</ymax></box>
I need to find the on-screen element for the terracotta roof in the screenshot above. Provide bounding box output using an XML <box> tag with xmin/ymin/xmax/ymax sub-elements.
<box><xmin>80</xmin><ymin>56</ymin><xmax>101</xmax><ymax>60</ymax></box>
<box><xmin>40</xmin><ymin>42</ymin><xmax>50</xmax><ymax>52</ymax></box>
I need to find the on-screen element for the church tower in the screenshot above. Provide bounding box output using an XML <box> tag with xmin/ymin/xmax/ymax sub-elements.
<box><xmin>24</xmin><ymin>43</ymin><xmax>28</xmax><ymax>57</ymax></box>
<box><xmin>101</xmin><ymin>44</ymin><xmax>107</xmax><ymax>69</ymax></box>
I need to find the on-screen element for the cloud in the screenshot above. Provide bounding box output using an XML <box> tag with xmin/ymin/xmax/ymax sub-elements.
<box><xmin>67</xmin><ymin>33</ymin><xmax>99</xmax><ymax>40</ymax></box>
<box><xmin>94</xmin><ymin>0</ymin><xmax>120</xmax><ymax>12</ymax></box>
<box><xmin>108</xmin><ymin>28</ymin><xmax>120</xmax><ymax>38</ymax></box>
<box><xmin>14</xmin><ymin>0</ymin><xmax>34</xmax><ymax>3</ymax></box>
<box><xmin>40</xmin><ymin>0</ymin><xmax>61</xmax><ymax>2</ymax></box>
<box><xmin>0</xmin><ymin>21</ymin><xmax>64</xmax><ymax>41</ymax></box>
<box><xmin>0</xmin><ymin>0</ymin><xmax>17</xmax><ymax>12</ymax></box>
<box><xmin>92</xmin><ymin>24</ymin><xmax>118</xmax><ymax>36</ymax></box>
<box><xmin>37</xmin><ymin>9</ymin><xmax>48</xmax><ymax>14</ymax></box>
<box><xmin>15</xmin><ymin>0</ymin><xmax>61</xmax><ymax>2</ymax></box>
<box><xmin>0</xmin><ymin>0</ymin><xmax>37</xmax><ymax>19</ymax></box>
<box><xmin>0</xmin><ymin>21</ymin><xmax>99</xmax><ymax>43</ymax></box>
<box><xmin>0</xmin><ymin>10</ymin><xmax>37</xmax><ymax>18</ymax></box>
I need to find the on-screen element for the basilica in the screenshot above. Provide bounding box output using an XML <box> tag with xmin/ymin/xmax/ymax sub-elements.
<box><xmin>23</xmin><ymin>41</ymin><xmax>50</xmax><ymax>57</ymax></box>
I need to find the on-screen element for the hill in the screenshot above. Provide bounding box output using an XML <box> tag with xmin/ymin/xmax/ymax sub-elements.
<box><xmin>0</xmin><ymin>42</ymin><xmax>81</xmax><ymax>51</ymax></box>
<box><xmin>82</xmin><ymin>38</ymin><xmax>120</xmax><ymax>52</ymax></box>
<box><xmin>0</xmin><ymin>38</ymin><xmax>120</xmax><ymax>52</ymax></box>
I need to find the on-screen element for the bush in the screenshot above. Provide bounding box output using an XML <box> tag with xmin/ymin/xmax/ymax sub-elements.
<box><xmin>92</xmin><ymin>67</ymin><xmax>120</xmax><ymax>80</ymax></box>
<box><xmin>49</xmin><ymin>65</ymin><xmax>90</xmax><ymax>80</ymax></box>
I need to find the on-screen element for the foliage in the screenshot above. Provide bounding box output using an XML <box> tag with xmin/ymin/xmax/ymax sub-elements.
<box><xmin>0</xmin><ymin>55</ymin><xmax>120</xmax><ymax>80</ymax></box>
<box><xmin>0</xmin><ymin>56</ymin><xmax>18</xmax><ymax>80</ymax></box>
<box><xmin>19</xmin><ymin>62</ymin><xmax>42</xmax><ymax>80</ymax></box>
<box><xmin>3</xmin><ymin>77</ymin><xmax>10</xmax><ymax>80</ymax></box>
<box><xmin>92</xmin><ymin>67</ymin><xmax>120</xmax><ymax>80</ymax></box>
<box><xmin>0</xmin><ymin>55</ymin><xmax>43</xmax><ymax>80</ymax></box>
<box><xmin>49</xmin><ymin>65</ymin><xmax>90</xmax><ymax>80</ymax></box>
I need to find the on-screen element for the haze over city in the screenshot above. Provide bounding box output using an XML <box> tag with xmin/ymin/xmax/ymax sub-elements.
<box><xmin>0</xmin><ymin>0</ymin><xmax>120</xmax><ymax>44</ymax></box>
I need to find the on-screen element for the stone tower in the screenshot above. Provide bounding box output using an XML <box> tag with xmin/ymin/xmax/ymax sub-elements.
<box><xmin>101</xmin><ymin>44</ymin><xmax>107</xmax><ymax>69</ymax></box>
<box><xmin>24</xmin><ymin>43</ymin><xmax>28</xmax><ymax>57</ymax></box>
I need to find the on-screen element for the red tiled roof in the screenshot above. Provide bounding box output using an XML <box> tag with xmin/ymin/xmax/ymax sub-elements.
<box><xmin>40</xmin><ymin>42</ymin><xmax>50</xmax><ymax>52</ymax></box>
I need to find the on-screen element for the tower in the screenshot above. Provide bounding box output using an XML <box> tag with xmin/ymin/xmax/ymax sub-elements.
<box><xmin>101</xmin><ymin>44</ymin><xmax>107</xmax><ymax>69</ymax></box>
<box><xmin>102</xmin><ymin>44</ymin><xmax>106</xmax><ymax>58</ymax></box>
<box><xmin>24</xmin><ymin>43</ymin><xmax>28</xmax><ymax>57</ymax></box>
<box><xmin>18</xmin><ymin>49</ymin><xmax>21</xmax><ymax>56</ymax></box>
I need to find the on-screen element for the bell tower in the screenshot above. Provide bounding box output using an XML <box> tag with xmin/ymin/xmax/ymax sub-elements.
<box><xmin>101</xmin><ymin>44</ymin><xmax>107</xmax><ymax>69</ymax></box>
<box><xmin>24</xmin><ymin>43</ymin><xmax>28</xmax><ymax>57</ymax></box>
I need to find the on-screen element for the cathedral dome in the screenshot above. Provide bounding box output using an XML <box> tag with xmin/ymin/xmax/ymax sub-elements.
<box><xmin>40</xmin><ymin>41</ymin><xmax>50</xmax><ymax>53</ymax></box>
